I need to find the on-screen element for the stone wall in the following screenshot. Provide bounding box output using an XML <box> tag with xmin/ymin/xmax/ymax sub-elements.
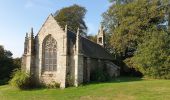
<box><xmin>66</xmin><ymin>39</ymin><xmax>75</xmax><ymax>86</ymax></box>
<box><xmin>83</xmin><ymin>58</ymin><xmax>119</xmax><ymax>82</ymax></box>
<box><xmin>35</xmin><ymin>14</ymin><xmax>67</xmax><ymax>88</ymax></box>
<box><xmin>22</xmin><ymin>14</ymin><xmax>120</xmax><ymax>88</ymax></box>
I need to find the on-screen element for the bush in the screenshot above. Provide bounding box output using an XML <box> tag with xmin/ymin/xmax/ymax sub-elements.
<box><xmin>66</xmin><ymin>74</ymin><xmax>74</xmax><ymax>86</ymax></box>
<box><xmin>45</xmin><ymin>81</ymin><xmax>60</xmax><ymax>88</ymax></box>
<box><xmin>9</xmin><ymin>69</ymin><xmax>31</xmax><ymax>89</ymax></box>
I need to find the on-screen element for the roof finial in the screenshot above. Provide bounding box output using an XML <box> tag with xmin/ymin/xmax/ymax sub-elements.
<box><xmin>30</xmin><ymin>27</ymin><xmax>34</xmax><ymax>38</ymax></box>
<box><xmin>25</xmin><ymin>32</ymin><xmax>28</xmax><ymax>38</ymax></box>
<box><xmin>31</xmin><ymin>27</ymin><xmax>33</xmax><ymax>34</ymax></box>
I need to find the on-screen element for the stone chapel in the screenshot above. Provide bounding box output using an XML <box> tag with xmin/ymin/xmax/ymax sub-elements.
<box><xmin>22</xmin><ymin>14</ymin><xmax>120</xmax><ymax>88</ymax></box>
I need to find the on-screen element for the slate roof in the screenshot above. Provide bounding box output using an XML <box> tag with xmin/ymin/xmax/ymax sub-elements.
<box><xmin>67</xmin><ymin>30</ymin><xmax>114</xmax><ymax>60</ymax></box>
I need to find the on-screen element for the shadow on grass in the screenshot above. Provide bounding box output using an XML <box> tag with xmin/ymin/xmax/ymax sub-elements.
<box><xmin>84</xmin><ymin>77</ymin><xmax>143</xmax><ymax>86</ymax></box>
<box><xmin>19</xmin><ymin>77</ymin><xmax>143</xmax><ymax>91</ymax></box>
<box><xmin>15</xmin><ymin>84</ymin><xmax>57</xmax><ymax>91</ymax></box>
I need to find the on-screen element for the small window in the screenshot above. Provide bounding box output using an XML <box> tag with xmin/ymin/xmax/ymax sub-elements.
<box><xmin>99</xmin><ymin>37</ymin><xmax>102</xmax><ymax>44</ymax></box>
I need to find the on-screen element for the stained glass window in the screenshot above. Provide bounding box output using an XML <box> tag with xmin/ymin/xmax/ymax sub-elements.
<box><xmin>42</xmin><ymin>35</ymin><xmax>57</xmax><ymax>71</ymax></box>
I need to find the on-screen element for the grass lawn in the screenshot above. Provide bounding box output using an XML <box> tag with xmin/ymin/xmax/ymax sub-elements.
<box><xmin>0</xmin><ymin>77</ymin><xmax>170</xmax><ymax>100</ymax></box>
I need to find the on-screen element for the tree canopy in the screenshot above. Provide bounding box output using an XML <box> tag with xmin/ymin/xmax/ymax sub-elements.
<box><xmin>0</xmin><ymin>45</ymin><xmax>21</xmax><ymax>85</ymax></box>
<box><xmin>103</xmin><ymin>0</ymin><xmax>168</xmax><ymax>56</ymax></box>
<box><xmin>109</xmin><ymin>0</ymin><xmax>133</xmax><ymax>4</ymax></box>
<box><xmin>0</xmin><ymin>45</ymin><xmax>13</xmax><ymax>84</ymax></box>
<box><xmin>87</xmin><ymin>34</ymin><xmax>97</xmax><ymax>43</ymax></box>
<box><xmin>54</xmin><ymin>4</ymin><xmax>87</xmax><ymax>35</ymax></box>
<box><xmin>125</xmin><ymin>28</ymin><xmax>170</xmax><ymax>79</ymax></box>
<box><xmin>103</xmin><ymin>0</ymin><xmax>170</xmax><ymax>78</ymax></box>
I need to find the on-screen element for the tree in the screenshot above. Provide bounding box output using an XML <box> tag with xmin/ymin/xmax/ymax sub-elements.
<box><xmin>103</xmin><ymin>0</ymin><xmax>168</xmax><ymax>58</ymax></box>
<box><xmin>13</xmin><ymin>58</ymin><xmax>21</xmax><ymax>69</ymax></box>
<box><xmin>54</xmin><ymin>4</ymin><xmax>87</xmax><ymax>35</ymax></box>
<box><xmin>125</xmin><ymin>28</ymin><xmax>170</xmax><ymax>79</ymax></box>
<box><xmin>87</xmin><ymin>34</ymin><xmax>97</xmax><ymax>43</ymax></box>
<box><xmin>0</xmin><ymin>45</ymin><xmax>13</xmax><ymax>84</ymax></box>
<box><xmin>103</xmin><ymin>0</ymin><xmax>169</xmax><ymax>77</ymax></box>
<box><xmin>109</xmin><ymin>0</ymin><xmax>133</xmax><ymax>4</ymax></box>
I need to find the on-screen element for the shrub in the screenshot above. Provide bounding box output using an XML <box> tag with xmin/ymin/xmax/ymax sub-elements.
<box><xmin>46</xmin><ymin>81</ymin><xmax>60</xmax><ymax>88</ymax></box>
<box><xmin>66</xmin><ymin>74</ymin><xmax>74</xmax><ymax>86</ymax></box>
<box><xmin>9</xmin><ymin>69</ymin><xmax>31</xmax><ymax>89</ymax></box>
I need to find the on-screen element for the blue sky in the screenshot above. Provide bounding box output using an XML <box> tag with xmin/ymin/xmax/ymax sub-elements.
<box><xmin>0</xmin><ymin>0</ymin><xmax>110</xmax><ymax>58</ymax></box>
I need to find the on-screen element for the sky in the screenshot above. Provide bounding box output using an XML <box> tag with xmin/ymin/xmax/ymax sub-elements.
<box><xmin>0</xmin><ymin>0</ymin><xmax>110</xmax><ymax>58</ymax></box>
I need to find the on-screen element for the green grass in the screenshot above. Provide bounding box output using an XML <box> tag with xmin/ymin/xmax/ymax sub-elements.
<box><xmin>0</xmin><ymin>77</ymin><xmax>170</xmax><ymax>100</ymax></box>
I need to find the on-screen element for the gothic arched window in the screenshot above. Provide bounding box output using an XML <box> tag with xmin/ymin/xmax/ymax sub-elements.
<box><xmin>42</xmin><ymin>35</ymin><xmax>57</xmax><ymax>71</ymax></box>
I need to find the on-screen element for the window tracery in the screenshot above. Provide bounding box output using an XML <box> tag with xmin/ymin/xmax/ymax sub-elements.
<box><xmin>42</xmin><ymin>35</ymin><xmax>57</xmax><ymax>71</ymax></box>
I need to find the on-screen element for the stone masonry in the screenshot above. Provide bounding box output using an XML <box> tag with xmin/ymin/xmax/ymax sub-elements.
<box><xmin>22</xmin><ymin>14</ymin><xmax>120</xmax><ymax>88</ymax></box>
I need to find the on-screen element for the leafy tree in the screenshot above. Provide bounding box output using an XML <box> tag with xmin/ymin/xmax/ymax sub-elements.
<box><xmin>125</xmin><ymin>28</ymin><xmax>170</xmax><ymax>79</ymax></box>
<box><xmin>13</xmin><ymin>58</ymin><xmax>21</xmax><ymax>69</ymax></box>
<box><xmin>103</xmin><ymin>0</ymin><xmax>168</xmax><ymax>58</ymax></box>
<box><xmin>0</xmin><ymin>45</ymin><xmax>13</xmax><ymax>84</ymax></box>
<box><xmin>87</xmin><ymin>34</ymin><xmax>97</xmax><ymax>43</ymax></box>
<box><xmin>103</xmin><ymin>0</ymin><xmax>169</xmax><ymax>77</ymax></box>
<box><xmin>54</xmin><ymin>4</ymin><xmax>87</xmax><ymax>35</ymax></box>
<box><xmin>109</xmin><ymin>0</ymin><xmax>133</xmax><ymax>4</ymax></box>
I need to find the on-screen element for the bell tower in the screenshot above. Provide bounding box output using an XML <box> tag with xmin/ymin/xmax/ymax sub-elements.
<box><xmin>97</xmin><ymin>25</ymin><xmax>105</xmax><ymax>47</ymax></box>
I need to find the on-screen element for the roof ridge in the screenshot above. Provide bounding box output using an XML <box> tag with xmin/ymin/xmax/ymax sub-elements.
<box><xmin>82</xmin><ymin>36</ymin><xmax>103</xmax><ymax>48</ymax></box>
<box><xmin>67</xmin><ymin>30</ymin><xmax>102</xmax><ymax>47</ymax></box>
